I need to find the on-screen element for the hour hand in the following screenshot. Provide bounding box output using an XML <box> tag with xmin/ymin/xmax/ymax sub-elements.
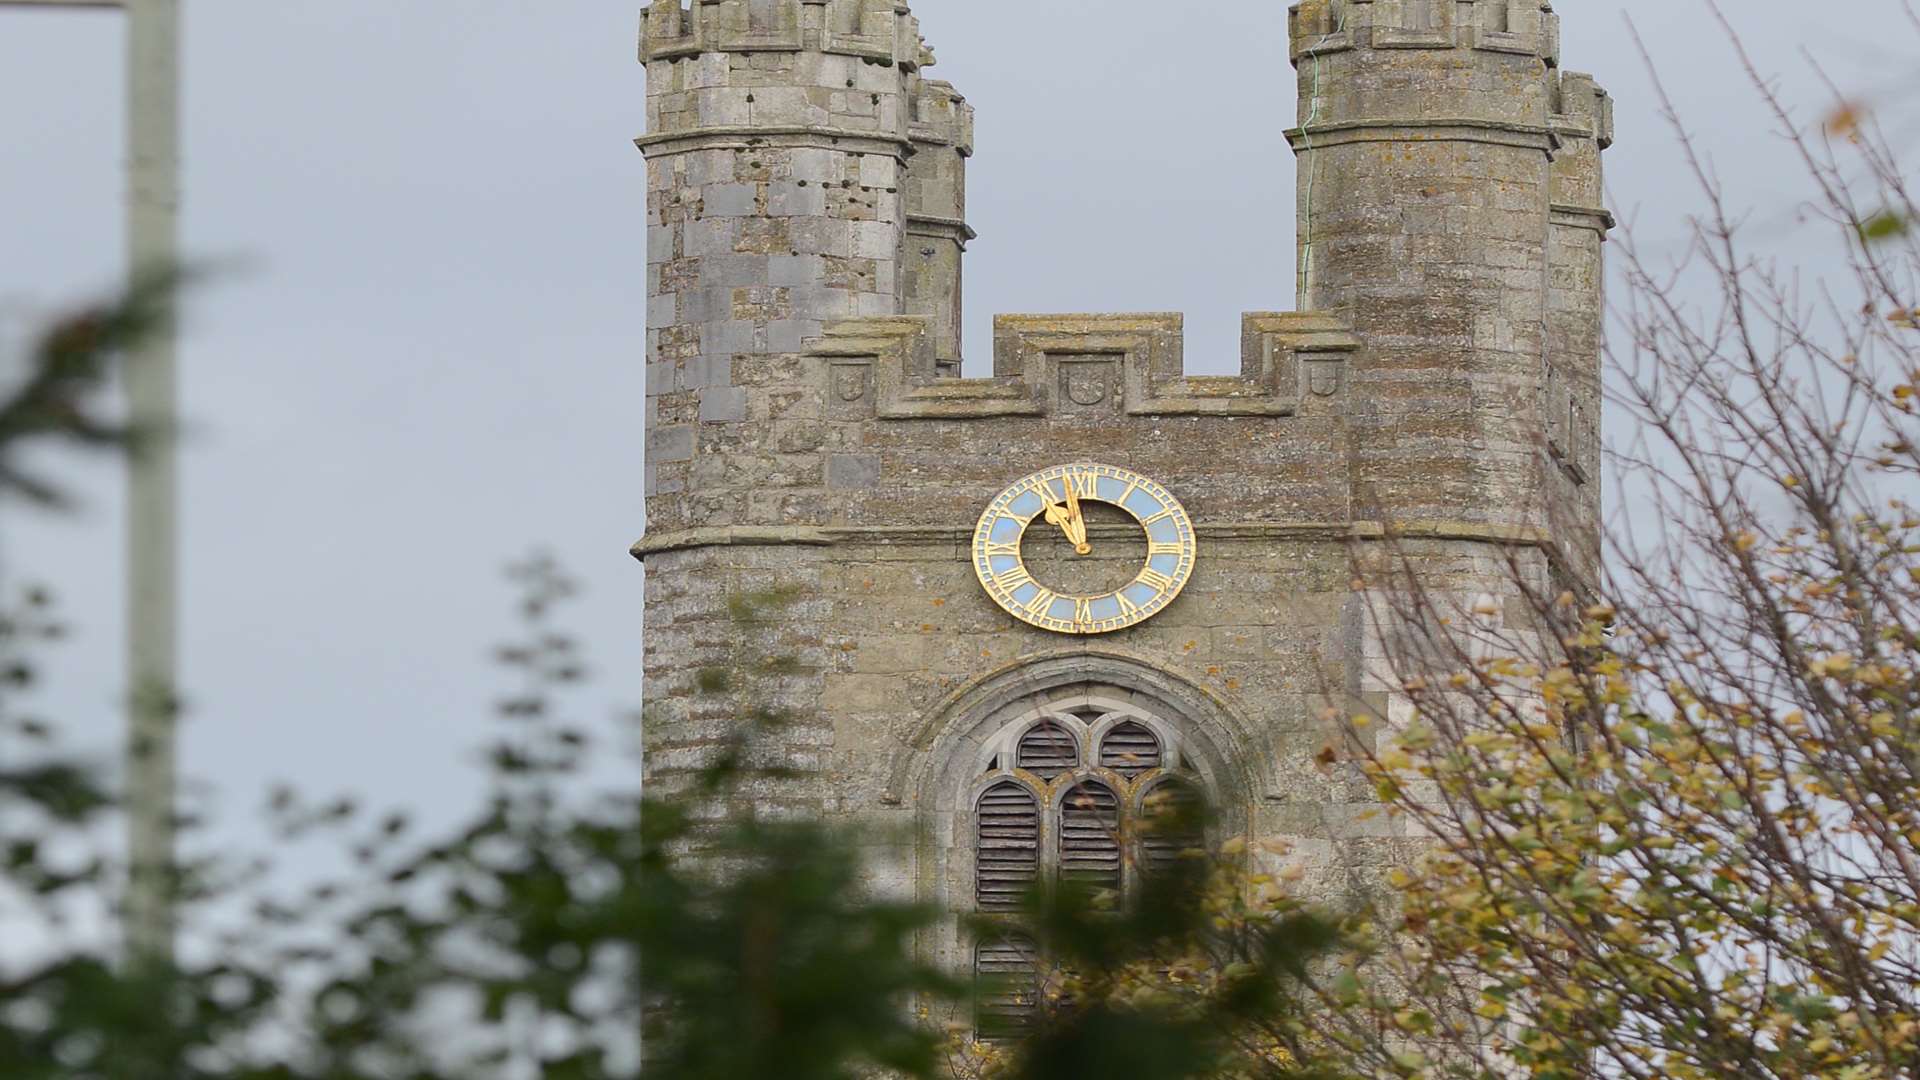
<box><xmin>1044</xmin><ymin>486</ymin><xmax>1090</xmax><ymax>541</ymax></box>
<box><xmin>1062</xmin><ymin>479</ymin><xmax>1091</xmax><ymax>555</ymax></box>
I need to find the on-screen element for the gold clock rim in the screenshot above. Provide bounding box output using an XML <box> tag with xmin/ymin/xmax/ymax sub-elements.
<box><xmin>970</xmin><ymin>462</ymin><xmax>1198</xmax><ymax>636</ymax></box>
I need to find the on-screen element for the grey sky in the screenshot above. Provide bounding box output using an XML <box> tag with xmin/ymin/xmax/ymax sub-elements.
<box><xmin>1</xmin><ymin>0</ymin><xmax>1913</xmax><ymax>853</ymax></box>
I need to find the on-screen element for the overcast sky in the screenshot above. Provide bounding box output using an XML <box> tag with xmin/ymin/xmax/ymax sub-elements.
<box><xmin>2</xmin><ymin>1</ymin><xmax>1914</xmax><ymax>860</ymax></box>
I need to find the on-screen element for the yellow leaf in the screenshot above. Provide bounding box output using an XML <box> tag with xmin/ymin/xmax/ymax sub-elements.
<box><xmin>1810</xmin><ymin>653</ymin><xmax>1856</xmax><ymax>677</ymax></box>
<box><xmin>1378</xmin><ymin>748</ymin><xmax>1415</xmax><ymax>770</ymax></box>
<box><xmin>1826</xmin><ymin>101</ymin><xmax>1865</xmax><ymax>138</ymax></box>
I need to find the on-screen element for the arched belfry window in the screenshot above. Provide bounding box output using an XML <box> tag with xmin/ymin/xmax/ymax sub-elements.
<box><xmin>966</xmin><ymin>699</ymin><xmax>1216</xmax><ymax>1038</ymax></box>
<box><xmin>971</xmin><ymin>703</ymin><xmax>1210</xmax><ymax>902</ymax></box>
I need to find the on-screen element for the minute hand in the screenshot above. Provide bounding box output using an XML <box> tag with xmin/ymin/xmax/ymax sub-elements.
<box><xmin>1061</xmin><ymin>479</ymin><xmax>1092</xmax><ymax>555</ymax></box>
<box><xmin>1041</xmin><ymin>489</ymin><xmax>1083</xmax><ymax>550</ymax></box>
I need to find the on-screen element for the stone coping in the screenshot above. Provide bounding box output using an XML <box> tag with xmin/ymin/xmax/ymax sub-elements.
<box><xmin>630</xmin><ymin>520</ymin><xmax>1556</xmax><ymax>560</ymax></box>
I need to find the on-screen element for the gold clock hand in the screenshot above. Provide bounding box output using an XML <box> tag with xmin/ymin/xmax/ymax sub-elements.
<box><xmin>1041</xmin><ymin>484</ymin><xmax>1072</xmax><ymax>535</ymax></box>
<box><xmin>1043</xmin><ymin>498</ymin><xmax>1070</xmax><ymax>530</ymax></box>
<box><xmin>1062</xmin><ymin>474</ymin><xmax>1091</xmax><ymax>555</ymax></box>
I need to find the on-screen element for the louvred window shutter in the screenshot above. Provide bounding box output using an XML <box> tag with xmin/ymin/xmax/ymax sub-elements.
<box><xmin>1140</xmin><ymin>778</ymin><xmax>1206</xmax><ymax>874</ymax></box>
<box><xmin>1016</xmin><ymin>720</ymin><xmax>1078</xmax><ymax>780</ymax></box>
<box><xmin>1059</xmin><ymin>781</ymin><xmax>1122</xmax><ymax>893</ymax></box>
<box><xmin>973</xmin><ymin>935</ymin><xmax>1040</xmax><ymax>1042</ymax></box>
<box><xmin>976</xmin><ymin>781</ymin><xmax>1040</xmax><ymax>911</ymax></box>
<box><xmin>1099</xmin><ymin>720</ymin><xmax>1163</xmax><ymax>777</ymax></box>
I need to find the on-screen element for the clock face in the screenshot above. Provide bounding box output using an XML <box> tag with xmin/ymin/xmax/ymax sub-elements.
<box><xmin>971</xmin><ymin>463</ymin><xmax>1197</xmax><ymax>635</ymax></box>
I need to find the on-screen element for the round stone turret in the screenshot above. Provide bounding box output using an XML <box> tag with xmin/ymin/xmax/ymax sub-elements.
<box><xmin>641</xmin><ymin>0</ymin><xmax>950</xmax><ymax>532</ymax></box>
<box><xmin>636</xmin><ymin>0</ymin><xmax>976</xmax><ymax>802</ymax></box>
<box><xmin>903</xmin><ymin>77</ymin><xmax>974</xmax><ymax>375</ymax></box>
<box><xmin>1288</xmin><ymin>0</ymin><xmax>1609</xmax><ymax>546</ymax></box>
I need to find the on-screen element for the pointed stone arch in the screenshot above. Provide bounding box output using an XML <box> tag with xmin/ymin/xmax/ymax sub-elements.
<box><xmin>902</xmin><ymin>648</ymin><xmax>1276</xmax><ymax>975</ymax></box>
<box><xmin>893</xmin><ymin>646</ymin><xmax>1275</xmax><ymax>815</ymax></box>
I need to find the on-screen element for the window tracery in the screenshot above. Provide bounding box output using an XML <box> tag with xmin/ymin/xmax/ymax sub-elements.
<box><xmin>966</xmin><ymin>701</ymin><xmax>1215</xmax><ymax>1038</ymax></box>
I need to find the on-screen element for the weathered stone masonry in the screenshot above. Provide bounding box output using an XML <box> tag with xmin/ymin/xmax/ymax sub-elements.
<box><xmin>634</xmin><ymin>0</ymin><xmax>1610</xmax><ymax>974</ymax></box>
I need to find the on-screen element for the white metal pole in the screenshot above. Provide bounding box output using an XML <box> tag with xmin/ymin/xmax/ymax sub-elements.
<box><xmin>0</xmin><ymin>0</ymin><xmax>179</xmax><ymax>966</ymax></box>
<box><xmin>123</xmin><ymin>0</ymin><xmax>180</xmax><ymax>968</ymax></box>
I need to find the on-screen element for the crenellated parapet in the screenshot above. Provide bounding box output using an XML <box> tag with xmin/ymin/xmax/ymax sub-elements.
<box><xmin>1289</xmin><ymin>0</ymin><xmax>1559</xmax><ymax>63</ymax></box>
<box><xmin>908</xmin><ymin>77</ymin><xmax>971</xmax><ymax>156</ymax></box>
<box><xmin>1288</xmin><ymin>0</ymin><xmax>1563</xmax><ymax>153</ymax></box>
<box><xmin>637</xmin><ymin>1</ymin><xmax>939</xmax><ymax>158</ymax></box>
<box><xmin>808</xmin><ymin>313</ymin><xmax>1357</xmax><ymax>421</ymax></box>
<box><xmin>1549</xmin><ymin>70</ymin><xmax>1613</xmax><ymax>229</ymax></box>
<box><xmin>641</xmin><ymin>0</ymin><xmax>926</xmax><ymax>67</ymax></box>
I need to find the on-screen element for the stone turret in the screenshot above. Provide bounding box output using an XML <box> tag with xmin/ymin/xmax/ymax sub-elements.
<box><xmin>638</xmin><ymin>0</ymin><xmax>975</xmax><ymax>801</ymax></box>
<box><xmin>903</xmin><ymin>74</ymin><xmax>974</xmax><ymax>375</ymax></box>
<box><xmin>639</xmin><ymin>0</ymin><xmax>971</xmax><ymax>533</ymax></box>
<box><xmin>1546</xmin><ymin>69</ymin><xmax>1612</xmax><ymax>572</ymax></box>
<box><xmin>1288</xmin><ymin>0</ymin><xmax>1608</xmax><ymax>562</ymax></box>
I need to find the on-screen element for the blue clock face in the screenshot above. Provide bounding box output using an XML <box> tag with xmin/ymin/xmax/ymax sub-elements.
<box><xmin>972</xmin><ymin>463</ymin><xmax>1197</xmax><ymax>635</ymax></box>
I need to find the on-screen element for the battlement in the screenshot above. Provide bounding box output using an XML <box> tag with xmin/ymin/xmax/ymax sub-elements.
<box><xmin>1548</xmin><ymin>69</ymin><xmax>1613</xmax><ymax>231</ymax></box>
<box><xmin>641</xmin><ymin>0</ymin><xmax>927</xmax><ymax>69</ymax></box>
<box><xmin>1551</xmin><ymin>70</ymin><xmax>1614</xmax><ymax>149</ymax></box>
<box><xmin>1289</xmin><ymin>0</ymin><xmax>1560</xmax><ymax>63</ymax></box>
<box><xmin>809</xmin><ymin>313</ymin><xmax>1359</xmax><ymax>421</ymax></box>
<box><xmin>909</xmin><ymin>78</ymin><xmax>972</xmax><ymax>157</ymax></box>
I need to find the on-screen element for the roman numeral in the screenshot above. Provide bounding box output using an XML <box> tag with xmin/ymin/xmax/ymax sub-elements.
<box><xmin>1115</xmin><ymin>592</ymin><xmax>1141</xmax><ymax>618</ymax></box>
<box><xmin>996</xmin><ymin>566</ymin><xmax>1034</xmax><ymax>590</ymax></box>
<box><xmin>1067</xmin><ymin>471</ymin><xmax>1098</xmax><ymax>498</ymax></box>
<box><xmin>1073</xmin><ymin>598</ymin><xmax>1094</xmax><ymax>625</ymax></box>
<box><xmin>984</xmin><ymin>542</ymin><xmax>1021</xmax><ymax>558</ymax></box>
<box><xmin>1137</xmin><ymin>568</ymin><xmax>1175</xmax><ymax>591</ymax></box>
<box><xmin>1148</xmin><ymin>541</ymin><xmax>1185</xmax><ymax>556</ymax></box>
<box><xmin>1140</xmin><ymin>508</ymin><xmax>1175</xmax><ymax>526</ymax></box>
<box><xmin>1023</xmin><ymin>587</ymin><xmax>1058</xmax><ymax>615</ymax></box>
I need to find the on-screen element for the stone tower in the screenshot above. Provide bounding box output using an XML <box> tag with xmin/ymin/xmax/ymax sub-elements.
<box><xmin>634</xmin><ymin>0</ymin><xmax>1610</xmax><ymax>1020</ymax></box>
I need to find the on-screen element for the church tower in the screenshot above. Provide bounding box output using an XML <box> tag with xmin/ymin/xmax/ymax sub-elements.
<box><xmin>634</xmin><ymin>0</ymin><xmax>1610</xmax><ymax>1019</ymax></box>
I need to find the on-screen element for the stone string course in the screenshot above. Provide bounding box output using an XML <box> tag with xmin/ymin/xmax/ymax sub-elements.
<box><xmin>635</xmin><ymin>0</ymin><xmax>1610</xmax><ymax>969</ymax></box>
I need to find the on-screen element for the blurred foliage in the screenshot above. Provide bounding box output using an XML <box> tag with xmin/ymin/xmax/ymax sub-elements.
<box><xmin>2</xmin><ymin>549</ymin><xmax>962</xmax><ymax>1079</ymax></box>
<box><xmin>0</xmin><ymin>266</ymin><xmax>187</xmax><ymax>508</ymax></box>
<box><xmin>1306</xmin><ymin>37</ymin><xmax>1920</xmax><ymax>1080</ymax></box>
<box><xmin>952</xmin><ymin>823</ymin><xmax>1351</xmax><ymax>1080</ymax></box>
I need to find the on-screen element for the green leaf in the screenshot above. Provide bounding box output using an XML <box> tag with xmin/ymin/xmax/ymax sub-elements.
<box><xmin>1859</xmin><ymin>210</ymin><xmax>1910</xmax><ymax>241</ymax></box>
